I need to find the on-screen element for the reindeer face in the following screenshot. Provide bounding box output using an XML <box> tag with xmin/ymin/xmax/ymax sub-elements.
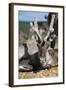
<box><xmin>37</xmin><ymin>41</ymin><xmax>49</xmax><ymax>59</ymax></box>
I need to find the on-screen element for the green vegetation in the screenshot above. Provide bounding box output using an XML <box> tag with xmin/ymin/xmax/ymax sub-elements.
<box><xmin>19</xmin><ymin>21</ymin><xmax>48</xmax><ymax>33</ymax></box>
<box><xmin>19</xmin><ymin>21</ymin><xmax>30</xmax><ymax>34</ymax></box>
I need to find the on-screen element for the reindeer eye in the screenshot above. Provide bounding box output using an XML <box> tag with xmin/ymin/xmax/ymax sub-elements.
<box><xmin>41</xmin><ymin>41</ymin><xmax>45</xmax><ymax>47</ymax></box>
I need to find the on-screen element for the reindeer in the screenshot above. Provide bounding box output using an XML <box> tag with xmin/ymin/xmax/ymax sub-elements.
<box><xmin>19</xmin><ymin>13</ymin><xmax>58</xmax><ymax>71</ymax></box>
<box><xmin>29</xmin><ymin>13</ymin><xmax>58</xmax><ymax>69</ymax></box>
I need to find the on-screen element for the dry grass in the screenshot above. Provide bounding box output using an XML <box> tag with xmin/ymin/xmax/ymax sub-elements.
<box><xmin>19</xmin><ymin>66</ymin><xmax>58</xmax><ymax>79</ymax></box>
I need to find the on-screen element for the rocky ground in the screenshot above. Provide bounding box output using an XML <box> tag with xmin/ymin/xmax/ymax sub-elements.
<box><xmin>19</xmin><ymin>66</ymin><xmax>58</xmax><ymax>79</ymax></box>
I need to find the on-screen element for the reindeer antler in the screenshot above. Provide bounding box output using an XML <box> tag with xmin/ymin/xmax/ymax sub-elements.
<box><xmin>44</xmin><ymin>14</ymin><xmax>55</xmax><ymax>42</ymax></box>
<box><xmin>30</xmin><ymin>18</ymin><xmax>42</xmax><ymax>40</ymax></box>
